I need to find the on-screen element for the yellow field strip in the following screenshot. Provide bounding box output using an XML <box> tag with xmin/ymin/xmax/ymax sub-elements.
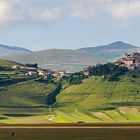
<box><xmin>0</xmin><ymin>125</ymin><xmax>140</xmax><ymax>129</ymax></box>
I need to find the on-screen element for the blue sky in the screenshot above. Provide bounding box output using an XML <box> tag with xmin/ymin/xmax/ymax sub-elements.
<box><xmin>0</xmin><ymin>0</ymin><xmax>140</xmax><ymax>51</ymax></box>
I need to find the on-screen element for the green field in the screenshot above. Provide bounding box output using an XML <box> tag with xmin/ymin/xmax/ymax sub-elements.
<box><xmin>0</xmin><ymin>59</ymin><xmax>140</xmax><ymax>124</ymax></box>
<box><xmin>57</xmin><ymin>73</ymin><xmax>140</xmax><ymax>111</ymax></box>
<box><xmin>0</xmin><ymin>59</ymin><xmax>23</xmax><ymax>67</ymax></box>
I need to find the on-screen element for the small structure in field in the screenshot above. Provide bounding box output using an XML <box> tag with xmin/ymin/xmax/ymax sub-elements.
<box><xmin>52</xmin><ymin>70</ymin><xmax>68</xmax><ymax>78</ymax></box>
<box><xmin>83</xmin><ymin>67</ymin><xmax>91</xmax><ymax>76</ymax></box>
<box><xmin>26</xmin><ymin>71</ymin><xmax>38</xmax><ymax>76</ymax></box>
<box><xmin>12</xmin><ymin>65</ymin><xmax>22</xmax><ymax>71</ymax></box>
<box><xmin>37</xmin><ymin>69</ymin><xmax>46</xmax><ymax>76</ymax></box>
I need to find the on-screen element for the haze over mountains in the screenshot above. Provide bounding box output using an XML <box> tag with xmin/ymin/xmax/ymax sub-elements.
<box><xmin>77</xmin><ymin>41</ymin><xmax>140</xmax><ymax>62</ymax></box>
<box><xmin>1</xmin><ymin>41</ymin><xmax>140</xmax><ymax>72</ymax></box>
<box><xmin>0</xmin><ymin>44</ymin><xmax>31</xmax><ymax>57</ymax></box>
<box><xmin>4</xmin><ymin>49</ymin><xmax>99</xmax><ymax>72</ymax></box>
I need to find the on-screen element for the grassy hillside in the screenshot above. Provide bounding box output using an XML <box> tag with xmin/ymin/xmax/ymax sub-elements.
<box><xmin>3</xmin><ymin>49</ymin><xmax>101</xmax><ymax>72</ymax></box>
<box><xmin>57</xmin><ymin>72</ymin><xmax>140</xmax><ymax>111</ymax></box>
<box><xmin>0</xmin><ymin>59</ymin><xmax>23</xmax><ymax>67</ymax></box>
<box><xmin>0</xmin><ymin>71</ymin><xmax>140</xmax><ymax>124</ymax></box>
<box><xmin>0</xmin><ymin>80</ymin><xmax>56</xmax><ymax>107</ymax></box>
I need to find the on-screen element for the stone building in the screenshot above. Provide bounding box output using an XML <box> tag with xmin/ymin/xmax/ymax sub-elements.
<box><xmin>114</xmin><ymin>52</ymin><xmax>140</xmax><ymax>71</ymax></box>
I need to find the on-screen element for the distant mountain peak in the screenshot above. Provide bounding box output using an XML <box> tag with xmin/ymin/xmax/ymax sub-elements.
<box><xmin>77</xmin><ymin>41</ymin><xmax>140</xmax><ymax>62</ymax></box>
<box><xmin>0</xmin><ymin>44</ymin><xmax>31</xmax><ymax>52</ymax></box>
<box><xmin>0</xmin><ymin>43</ymin><xmax>31</xmax><ymax>57</ymax></box>
<box><xmin>105</xmin><ymin>41</ymin><xmax>138</xmax><ymax>49</ymax></box>
<box><xmin>112</xmin><ymin>41</ymin><xmax>125</xmax><ymax>44</ymax></box>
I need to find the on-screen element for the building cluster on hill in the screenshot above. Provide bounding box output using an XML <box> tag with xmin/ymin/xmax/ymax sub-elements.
<box><xmin>12</xmin><ymin>63</ymin><xmax>71</xmax><ymax>80</ymax></box>
<box><xmin>114</xmin><ymin>52</ymin><xmax>140</xmax><ymax>71</ymax></box>
<box><xmin>11</xmin><ymin>52</ymin><xmax>140</xmax><ymax>81</ymax></box>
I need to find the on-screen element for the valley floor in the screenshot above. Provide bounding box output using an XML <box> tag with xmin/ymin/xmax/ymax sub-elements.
<box><xmin>0</xmin><ymin>124</ymin><xmax>140</xmax><ymax>140</ymax></box>
<box><xmin>0</xmin><ymin>106</ymin><xmax>140</xmax><ymax>124</ymax></box>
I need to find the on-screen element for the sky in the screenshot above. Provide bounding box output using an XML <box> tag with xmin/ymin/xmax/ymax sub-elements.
<box><xmin>0</xmin><ymin>0</ymin><xmax>140</xmax><ymax>51</ymax></box>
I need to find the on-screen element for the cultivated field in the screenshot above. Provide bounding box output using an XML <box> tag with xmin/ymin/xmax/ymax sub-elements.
<box><xmin>0</xmin><ymin>124</ymin><xmax>140</xmax><ymax>140</ymax></box>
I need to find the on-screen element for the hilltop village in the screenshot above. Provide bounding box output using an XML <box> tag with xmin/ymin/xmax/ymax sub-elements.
<box><xmin>12</xmin><ymin>63</ymin><xmax>71</xmax><ymax>80</ymax></box>
<box><xmin>114</xmin><ymin>52</ymin><xmax>140</xmax><ymax>71</ymax></box>
<box><xmin>0</xmin><ymin>52</ymin><xmax>139</xmax><ymax>82</ymax></box>
<box><xmin>0</xmin><ymin>52</ymin><xmax>140</xmax><ymax>125</ymax></box>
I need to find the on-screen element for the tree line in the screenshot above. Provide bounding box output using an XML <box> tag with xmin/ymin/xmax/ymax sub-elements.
<box><xmin>62</xmin><ymin>63</ymin><xmax>128</xmax><ymax>85</ymax></box>
<box><xmin>88</xmin><ymin>63</ymin><xmax>128</xmax><ymax>81</ymax></box>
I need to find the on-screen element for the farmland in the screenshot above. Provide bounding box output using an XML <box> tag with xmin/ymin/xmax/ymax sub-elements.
<box><xmin>57</xmin><ymin>72</ymin><xmax>140</xmax><ymax>111</ymax></box>
<box><xmin>0</xmin><ymin>124</ymin><xmax>140</xmax><ymax>140</ymax></box>
<box><xmin>0</xmin><ymin>59</ymin><xmax>140</xmax><ymax>124</ymax></box>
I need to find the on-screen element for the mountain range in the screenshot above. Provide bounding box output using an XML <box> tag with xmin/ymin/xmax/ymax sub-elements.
<box><xmin>77</xmin><ymin>41</ymin><xmax>140</xmax><ymax>62</ymax></box>
<box><xmin>0</xmin><ymin>41</ymin><xmax>140</xmax><ymax>72</ymax></box>
<box><xmin>3</xmin><ymin>49</ymin><xmax>100</xmax><ymax>72</ymax></box>
<box><xmin>0</xmin><ymin>44</ymin><xmax>31</xmax><ymax>57</ymax></box>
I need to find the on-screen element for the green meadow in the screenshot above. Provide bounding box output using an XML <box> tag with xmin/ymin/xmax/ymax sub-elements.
<box><xmin>57</xmin><ymin>73</ymin><xmax>140</xmax><ymax>111</ymax></box>
<box><xmin>0</xmin><ymin>59</ymin><xmax>140</xmax><ymax>124</ymax></box>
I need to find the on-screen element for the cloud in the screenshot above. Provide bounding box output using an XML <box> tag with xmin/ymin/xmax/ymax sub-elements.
<box><xmin>112</xmin><ymin>22</ymin><xmax>130</xmax><ymax>29</ymax></box>
<box><xmin>0</xmin><ymin>0</ymin><xmax>139</xmax><ymax>27</ymax></box>
<box><xmin>0</xmin><ymin>0</ymin><xmax>24</xmax><ymax>26</ymax></box>
<box><xmin>69</xmin><ymin>0</ymin><xmax>97</xmax><ymax>19</ymax></box>
<box><xmin>0</xmin><ymin>0</ymin><xmax>62</xmax><ymax>26</ymax></box>
<box><xmin>69</xmin><ymin>0</ymin><xmax>140</xmax><ymax>20</ymax></box>
<box><xmin>28</xmin><ymin>6</ymin><xmax>61</xmax><ymax>21</ymax></box>
<box><xmin>106</xmin><ymin>0</ymin><xmax>140</xmax><ymax>20</ymax></box>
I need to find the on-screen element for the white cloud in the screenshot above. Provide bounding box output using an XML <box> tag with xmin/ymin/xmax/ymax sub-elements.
<box><xmin>29</xmin><ymin>6</ymin><xmax>61</xmax><ymax>21</ymax></box>
<box><xmin>69</xmin><ymin>0</ymin><xmax>140</xmax><ymax>20</ymax></box>
<box><xmin>106</xmin><ymin>0</ymin><xmax>140</xmax><ymax>19</ymax></box>
<box><xmin>0</xmin><ymin>0</ymin><xmax>62</xmax><ymax>26</ymax></box>
<box><xmin>112</xmin><ymin>22</ymin><xmax>130</xmax><ymax>29</ymax></box>
<box><xmin>0</xmin><ymin>0</ymin><xmax>24</xmax><ymax>26</ymax></box>
<box><xmin>41</xmin><ymin>7</ymin><xmax>61</xmax><ymax>20</ymax></box>
<box><xmin>70</xmin><ymin>0</ymin><xmax>97</xmax><ymax>19</ymax></box>
<box><xmin>0</xmin><ymin>0</ymin><xmax>139</xmax><ymax>26</ymax></box>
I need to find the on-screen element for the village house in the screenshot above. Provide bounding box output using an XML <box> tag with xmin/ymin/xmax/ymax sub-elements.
<box><xmin>83</xmin><ymin>67</ymin><xmax>91</xmax><ymax>76</ymax></box>
<box><xmin>26</xmin><ymin>71</ymin><xmax>38</xmax><ymax>76</ymax></box>
<box><xmin>114</xmin><ymin>52</ymin><xmax>140</xmax><ymax>71</ymax></box>
<box><xmin>21</xmin><ymin>67</ymin><xmax>36</xmax><ymax>71</ymax></box>
<box><xmin>37</xmin><ymin>69</ymin><xmax>46</xmax><ymax>76</ymax></box>
<box><xmin>12</xmin><ymin>65</ymin><xmax>22</xmax><ymax>71</ymax></box>
<box><xmin>44</xmin><ymin>69</ymin><xmax>52</xmax><ymax>75</ymax></box>
<box><xmin>52</xmin><ymin>70</ymin><xmax>67</xmax><ymax>78</ymax></box>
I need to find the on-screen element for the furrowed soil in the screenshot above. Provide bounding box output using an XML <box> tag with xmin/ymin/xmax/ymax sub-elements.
<box><xmin>0</xmin><ymin>124</ymin><xmax>140</xmax><ymax>140</ymax></box>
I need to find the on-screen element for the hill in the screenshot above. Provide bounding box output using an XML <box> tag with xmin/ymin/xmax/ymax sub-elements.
<box><xmin>0</xmin><ymin>80</ymin><xmax>57</xmax><ymax>108</ymax></box>
<box><xmin>3</xmin><ymin>49</ymin><xmax>101</xmax><ymax>72</ymax></box>
<box><xmin>57</xmin><ymin>72</ymin><xmax>140</xmax><ymax>112</ymax></box>
<box><xmin>77</xmin><ymin>41</ymin><xmax>140</xmax><ymax>62</ymax></box>
<box><xmin>0</xmin><ymin>59</ymin><xmax>23</xmax><ymax>67</ymax></box>
<box><xmin>0</xmin><ymin>69</ymin><xmax>140</xmax><ymax>123</ymax></box>
<box><xmin>0</xmin><ymin>44</ymin><xmax>31</xmax><ymax>57</ymax></box>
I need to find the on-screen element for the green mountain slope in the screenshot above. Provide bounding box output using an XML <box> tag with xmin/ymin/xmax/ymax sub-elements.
<box><xmin>0</xmin><ymin>80</ymin><xmax>57</xmax><ymax>107</ymax></box>
<box><xmin>0</xmin><ymin>44</ymin><xmax>31</xmax><ymax>57</ymax></box>
<box><xmin>0</xmin><ymin>59</ymin><xmax>23</xmax><ymax>67</ymax></box>
<box><xmin>4</xmin><ymin>49</ymin><xmax>100</xmax><ymax>72</ymax></box>
<box><xmin>57</xmin><ymin>72</ymin><xmax>140</xmax><ymax>111</ymax></box>
<box><xmin>77</xmin><ymin>41</ymin><xmax>140</xmax><ymax>62</ymax></box>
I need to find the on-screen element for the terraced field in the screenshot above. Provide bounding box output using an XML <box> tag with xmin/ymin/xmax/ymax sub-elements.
<box><xmin>0</xmin><ymin>61</ymin><xmax>140</xmax><ymax>124</ymax></box>
<box><xmin>0</xmin><ymin>107</ymin><xmax>140</xmax><ymax>124</ymax></box>
<box><xmin>57</xmin><ymin>73</ymin><xmax>140</xmax><ymax>111</ymax></box>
